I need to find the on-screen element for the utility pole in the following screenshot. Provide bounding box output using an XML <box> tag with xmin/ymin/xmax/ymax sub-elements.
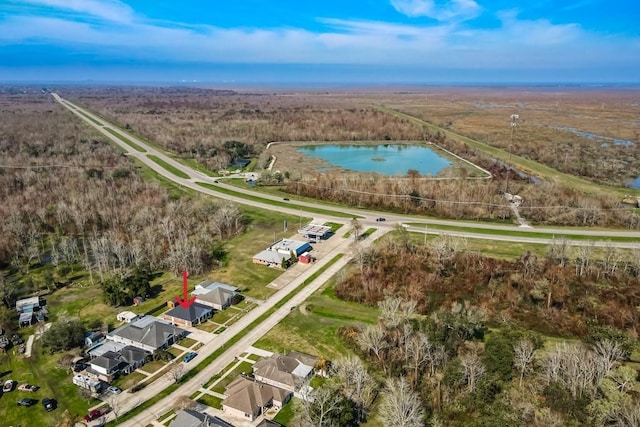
<box><xmin>505</xmin><ymin>114</ymin><xmax>519</xmax><ymax>194</ymax></box>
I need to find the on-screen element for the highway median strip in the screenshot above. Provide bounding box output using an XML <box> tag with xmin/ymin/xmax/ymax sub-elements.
<box><xmin>196</xmin><ymin>182</ymin><xmax>359</xmax><ymax>219</ymax></box>
<box><xmin>104</xmin><ymin>128</ymin><xmax>147</xmax><ymax>152</ymax></box>
<box><xmin>405</xmin><ymin>222</ymin><xmax>640</xmax><ymax>243</ymax></box>
<box><xmin>148</xmin><ymin>155</ymin><xmax>190</xmax><ymax>179</ymax></box>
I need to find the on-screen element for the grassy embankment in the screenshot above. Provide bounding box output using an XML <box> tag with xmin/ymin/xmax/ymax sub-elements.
<box><xmin>196</xmin><ymin>182</ymin><xmax>359</xmax><ymax>219</ymax></box>
<box><xmin>376</xmin><ymin>105</ymin><xmax>640</xmax><ymax>199</ymax></box>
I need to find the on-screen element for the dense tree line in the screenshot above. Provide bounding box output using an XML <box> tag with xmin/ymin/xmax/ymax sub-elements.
<box><xmin>65</xmin><ymin>87</ymin><xmax>424</xmax><ymax>171</ymax></box>
<box><xmin>300</xmin><ymin>293</ymin><xmax>639</xmax><ymax>426</ymax></box>
<box><xmin>0</xmin><ymin>91</ymin><xmax>244</xmax><ymax>301</ymax></box>
<box><xmin>337</xmin><ymin>234</ymin><xmax>640</xmax><ymax>338</ymax></box>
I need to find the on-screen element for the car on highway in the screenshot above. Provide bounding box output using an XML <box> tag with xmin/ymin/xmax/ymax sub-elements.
<box><xmin>183</xmin><ymin>351</ymin><xmax>197</xmax><ymax>363</ymax></box>
<box><xmin>106</xmin><ymin>385</ymin><xmax>122</xmax><ymax>394</ymax></box>
<box><xmin>17</xmin><ymin>398</ymin><xmax>37</xmax><ymax>407</ymax></box>
<box><xmin>283</xmin><ymin>197</ymin><xmax>290</xmax><ymax>201</ymax></box>
<box><xmin>42</xmin><ymin>397</ymin><xmax>56</xmax><ymax>412</ymax></box>
<box><xmin>3</xmin><ymin>379</ymin><xmax>15</xmax><ymax>392</ymax></box>
<box><xmin>375</xmin><ymin>217</ymin><xmax>386</xmax><ymax>222</ymax></box>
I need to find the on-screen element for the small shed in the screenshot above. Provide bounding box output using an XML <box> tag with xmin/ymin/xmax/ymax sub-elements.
<box><xmin>117</xmin><ymin>311</ymin><xmax>140</xmax><ymax>323</ymax></box>
<box><xmin>299</xmin><ymin>252</ymin><xmax>312</xmax><ymax>264</ymax></box>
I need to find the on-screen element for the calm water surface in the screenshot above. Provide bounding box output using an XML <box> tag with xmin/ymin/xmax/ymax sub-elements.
<box><xmin>297</xmin><ymin>144</ymin><xmax>452</xmax><ymax>176</ymax></box>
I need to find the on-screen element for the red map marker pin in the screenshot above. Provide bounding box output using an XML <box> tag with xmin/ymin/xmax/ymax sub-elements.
<box><xmin>175</xmin><ymin>270</ymin><xmax>196</xmax><ymax>308</ymax></box>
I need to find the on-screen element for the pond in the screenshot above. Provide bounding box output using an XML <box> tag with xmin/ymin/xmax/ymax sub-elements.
<box><xmin>297</xmin><ymin>144</ymin><xmax>452</xmax><ymax>176</ymax></box>
<box><xmin>626</xmin><ymin>176</ymin><xmax>640</xmax><ymax>189</ymax></box>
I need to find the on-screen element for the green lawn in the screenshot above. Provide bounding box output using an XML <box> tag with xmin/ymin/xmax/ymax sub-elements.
<box><xmin>210</xmin><ymin>309</ymin><xmax>238</xmax><ymax>324</ymax></box>
<box><xmin>255</xmin><ymin>274</ymin><xmax>378</xmax><ymax>360</ymax></box>
<box><xmin>196</xmin><ymin>321</ymin><xmax>220</xmax><ymax>332</ymax></box>
<box><xmin>245</xmin><ymin>353</ymin><xmax>262</xmax><ymax>362</ymax></box>
<box><xmin>140</xmin><ymin>360</ymin><xmax>168</xmax><ymax>374</ymax></box>
<box><xmin>112</xmin><ymin>372</ymin><xmax>147</xmax><ymax>390</ymax></box>
<box><xmin>147</xmin><ymin>155</ymin><xmax>190</xmax><ymax>179</ymax></box>
<box><xmin>167</xmin><ymin>347</ymin><xmax>184</xmax><ymax>358</ymax></box>
<box><xmin>273</xmin><ymin>400</ymin><xmax>298</xmax><ymax>426</ymax></box>
<box><xmin>179</xmin><ymin>337</ymin><xmax>198</xmax><ymax>348</ymax></box>
<box><xmin>196</xmin><ymin>394</ymin><xmax>223</xmax><ymax>409</ymax></box>
<box><xmin>211</xmin><ymin>361</ymin><xmax>254</xmax><ymax>394</ymax></box>
<box><xmin>0</xmin><ymin>348</ymin><xmax>98</xmax><ymax>427</ymax></box>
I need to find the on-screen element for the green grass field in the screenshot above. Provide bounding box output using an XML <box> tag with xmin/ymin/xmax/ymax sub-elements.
<box><xmin>0</xmin><ymin>349</ymin><xmax>99</xmax><ymax>427</ymax></box>
<box><xmin>196</xmin><ymin>394</ymin><xmax>223</xmax><ymax>409</ymax></box>
<box><xmin>255</xmin><ymin>273</ymin><xmax>378</xmax><ymax>360</ymax></box>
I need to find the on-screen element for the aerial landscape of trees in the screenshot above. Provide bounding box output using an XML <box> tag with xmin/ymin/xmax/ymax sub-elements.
<box><xmin>1</xmin><ymin>86</ymin><xmax>639</xmax><ymax>427</ymax></box>
<box><xmin>65</xmin><ymin>86</ymin><xmax>640</xmax><ymax>229</ymax></box>
<box><xmin>0</xmin><ymin>89</ymin><xmax>244</xmax><ymax>304</ymax></box>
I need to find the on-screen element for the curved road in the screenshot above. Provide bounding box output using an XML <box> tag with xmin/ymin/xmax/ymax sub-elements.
<box><xmin>51</xmin><ymin>93</ymin><xmax>640</xmax><ymax>426</ymax></box>
<box><xmin>53</xmin><ymin>93</ymin><xmax>640</xmax><ymax>246</ymax></box>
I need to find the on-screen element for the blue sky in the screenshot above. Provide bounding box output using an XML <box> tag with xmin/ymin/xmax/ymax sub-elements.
<box><xmin>0</xmin><ymin>0</ymin><xmax>638</xmax><ymax>84</ymax></box>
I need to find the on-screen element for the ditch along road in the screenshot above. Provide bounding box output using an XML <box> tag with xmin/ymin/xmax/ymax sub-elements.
<box><xmin>52</xmin><ymin>94</ymin><xmax>640</xmax><ymax>425</ymax></box>
<box><xmin>53</xmin><ymin>93</ymin><xmax>640</xmax><ymax>247</ymax></box>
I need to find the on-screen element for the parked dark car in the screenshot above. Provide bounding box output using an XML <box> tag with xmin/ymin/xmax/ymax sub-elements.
<box><xmin>375</xmin><ymin>217</ymin><xmax>386</xmax><ymax>222</ymax></box>
<box><xmin>183</xmin><ymin>351</ymin><xmax>198</xmax><ymax>363</ymax></box>
<box><xmin>283</xmin><ymin>198</ymin><xmax>290</xmax><ymax>201</ymax></box>
<box><xmin>17</xmin><ymin>398</ymin><xmax>37</xmax><ymax>407</ymax></box>
<box><xmin>42</xmin><ymin>397</ymin><xmax>56</xmax><ymax>411</ymax></box>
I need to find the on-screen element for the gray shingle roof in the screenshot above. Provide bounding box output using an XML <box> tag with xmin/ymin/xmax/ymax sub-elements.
<box><xmin>109</xmin><ymin>316</ymin><xmax>183</xmax><ymax>350</ymax></box>
<box><xmin>165</xmin><ymin>302</ymin><xmax>212</xmax><ymax>322</ymax></box>
<box><xmin>169</xmin><ymin>409</ymin><xmax>235</xmax><ymax>427</ymax></box>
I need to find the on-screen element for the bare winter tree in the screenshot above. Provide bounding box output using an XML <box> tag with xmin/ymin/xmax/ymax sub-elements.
<box><xmin>513</xmin><ymin>339</ymin><xmax>536</xmax><ymax>387</ymax></box>
<box><xmin>378</xmin><ymin>377</ymin><xmax>425</xmax><ymax>427</ymax></box>
<box><xmin>167</xmin><ymin>363</ymin><xmax>185</xmax><ymax>384</ymax></box>
<box><xmin>542</xmin><ymin>342</ymin><xmax>599</xmax><ymax>399</ymax></box>
<box><xmin>350</xmin><ymin>217</ymin><xmax>363</xmax><ymax>241</ymax></box>
<box><xmin>106</xmin><ymin>394</ymin><xmax>122</xmax><ymax>422</ymax></box>
<box><xmin>173</xmin><ymin>395</ymin><xmax>196</xmax><ymax>410</ymax></box>
<box><xmin>460</xmin><ymin>345</ymin><xmax>485</xmax><ymax>393</ymax></box>
<box><xmin>593</xmin><ymin>339</ymin><xmax>625</xmax><ymax>375</ymax></box>
<box><xmin>547</xmin><ymin>237</ymin><xmax>570</xmax><ymax>267</ymax></box>
<box><xmin>297</xmin><ymin>384</ymin><xmax>343</xmax><ymax>427</ymax></box>
<box><xmin>574</xmin><ymin>241</ymin><xmax>595</xmax><ymax>277</ymax></box>
<box><xmin>379</xmin><ymin>294</ymin><xmax>416</xmax><ymax>329</ymax></box>
<box><xmin>357</xmin><ymin>324</ymin><xmax>389</xmax><ymax>373</ymax></box>
<box><xmin>332</xmin><ymin>355</ymin><xmax>377</xmax><ymax>420</ymax></box>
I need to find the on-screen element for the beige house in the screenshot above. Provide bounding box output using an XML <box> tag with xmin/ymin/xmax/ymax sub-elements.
<box><xmin>192</xmin><ymin>281</ymin><xmax>238</xmax><ymax>310</ymax></box>
<box><xmin>222</xmin><ymin>376</ymin><xmax>291</xmax><ymax>422</ymax></box>
<box><xmin>252</xmin><ymin>352</ymin><xmax>318</xmax><ymax>392</ymax></box>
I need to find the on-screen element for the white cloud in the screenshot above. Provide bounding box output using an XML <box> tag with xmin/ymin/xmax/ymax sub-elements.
<box><xmin>16</xmin><ymin>0</ymin><xmax>134</xmax><ymax>23</ymax></box>
<box><xmin>0</xmin><ymin>2</ymin><xmax>638</xmax><ymax>74</ymax></box>
<box><xmin>390</xmin><ymin>0</ymin><xmax>481</xmax><ymax>21</ymax></box>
